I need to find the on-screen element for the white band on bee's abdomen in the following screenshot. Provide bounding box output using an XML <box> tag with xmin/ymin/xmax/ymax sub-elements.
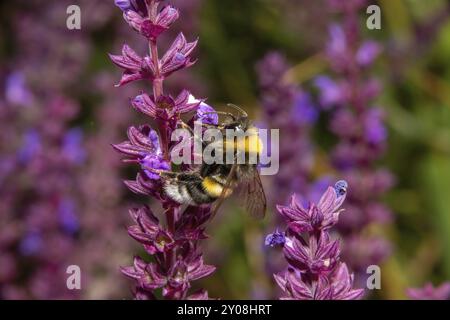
<box><xmin>164</xmin><ymin>184</ymin><xmax>193</xmax><ymax>204</ymax></box>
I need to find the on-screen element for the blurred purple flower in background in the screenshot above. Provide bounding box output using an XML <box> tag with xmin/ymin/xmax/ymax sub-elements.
<box><xmin>256</xmin><ymin>52</ymin><xmax>317</xmax><ymax>206</ymax></box>
<box><xmin>256</xmin><ymin>52</ymin><xmax>322</xmax><ymax>298</ymax></box>
<box><xmin>407</xmin><ymin>282</ymin><xmax>450</xmax><ymax>300</ymax></box>
<box><xmin>314</xmin><ymin>76</ymin><xmax>346</xmax><ymax>109</ymax></box>
<box><xmin>265</xmin><ymin>230</ymin><xmax>286</xmax><ymax>248</ymax></box>
<box><xmin>62</xmin><ymin>128</ymin><xmax>87</xmax><ymax>165</ymax></box>
<box><xmin>17</xmin><ymin>129</ymin><xmax>42</xmax><ymax>164</ymax></box>
<box><xmin>0</xmin><ymin>0</ymin><xmax>134</xmax><ymax>299</ymax></box>
<box><xmin>314</xmin><ymin>0</ymin><xmax>394</xmax><ymax>281</ymax></box>
<box><xmin>5</xmin><ymin>72</ymin><xmax>33</xmax><ymax>107</ymax></box>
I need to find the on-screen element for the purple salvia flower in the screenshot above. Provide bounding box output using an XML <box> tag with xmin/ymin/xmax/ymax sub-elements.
<box><xmin>277</xmin><ymin>183</ymin><xmax>346</xmax><ymax>234</ymax></box>
<box><xmin>407</xmin><ymin>282</ymin><xmax>450</xmax><ymax>300</ymax></box>
<box><xmin>112</xmin><ymin>0</ymin><xmax>215</xmax><ymax>299</ymax></box>
<box><xmin>195</xmin><ymin>101</ymin><xmax>219</xmax><ymax>125</ymax></box>
<box><xmin>270</xmin><ymin>182</ymin><xmax>364</xmax><ymax>300</ymax></box>
<box><xmin>130</xmin><ymin>90</ymin><xmax>201</xmax><ymax>122</ymax></box>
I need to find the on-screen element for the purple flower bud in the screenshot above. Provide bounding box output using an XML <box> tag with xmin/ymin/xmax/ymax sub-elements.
<box><xmin>265</xmin><ymin>230</ymin><xmax>286</xmax><ymax>247</ymax></box>
<box><xmin>160</xmin><ymin>33</ymin><xmax>198</xmax><ymax>78</ymax></box>
<box><xmin>123</xmin><ymin>10</ymin><xmax>144</xmax><ymax>33</ymax></box>
<box><xmin>157</xmin><ymin>5</ymin><xmax>180</xmax><ymax>30</ymax></box>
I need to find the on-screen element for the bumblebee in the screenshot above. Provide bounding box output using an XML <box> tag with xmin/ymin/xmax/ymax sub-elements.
<box><xmin>160</xmin><ymin>104</ymin><xmax>267</xmax><ymax>219</ymax></box>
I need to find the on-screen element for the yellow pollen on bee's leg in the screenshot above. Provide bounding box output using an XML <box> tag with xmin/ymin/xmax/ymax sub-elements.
<box><xmin>202</xmin><ymin>177</ymin><xmax>233</xmax><ymax>198</ymax></box>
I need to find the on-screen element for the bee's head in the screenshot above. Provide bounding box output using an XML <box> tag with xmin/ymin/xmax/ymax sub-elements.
<box><xmin>222</xmin><ymin>104</ymin><xmax>250</xmax><ymax>130</ymax></box>
<box><xmin>223</xmin><ymin>115</ymin><xmax>249</xmax><ymax>130</ymax></box>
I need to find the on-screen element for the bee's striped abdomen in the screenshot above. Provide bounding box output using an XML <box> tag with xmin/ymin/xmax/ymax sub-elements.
<box><xmin>163</xmin><ymin>172</ymin><xmax>218</xmax><ymax>205</ymax></box>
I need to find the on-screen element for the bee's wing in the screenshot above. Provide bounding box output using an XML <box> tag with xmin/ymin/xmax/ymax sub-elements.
<box><xmin>211</xmin><ymin>164</ymin><xmax>237</xmax><ymax>218</ymax></box>
<box><xmin>239</xmin><ymin>169</ymin><xmax>266</xmax><ymax>219</ymax></box>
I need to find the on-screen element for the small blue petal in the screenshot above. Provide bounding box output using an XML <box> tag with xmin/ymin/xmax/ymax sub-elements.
<box><xmin>174</xmin><ymin>52</ymin><xmax>186</xmax><ymax>63</ymax></box>
<box><xmin>148</xmin><ymin>129</ymin><xmax>160</xmax><ymax>149</ymax></box>
<box><xmin>265</xmin><ymin>230</ymin><xmax>286</xmax><ymax>247</ymax></box>
<box><xmin>58</xmin><ymin>198</ymin><xmax>80</xmax><ymax>234</ymax></box>
<box><xmin>334</xmin><ymin>180</ymin><xmax>348</xmax><ymax>197</ymax></box>
<box><xmin>115</xmin><ymin>0</ymin><xmax>131</xmax><ymax>12</ymax></box>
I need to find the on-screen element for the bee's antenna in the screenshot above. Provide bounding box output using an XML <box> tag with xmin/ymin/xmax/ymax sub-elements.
<box><xmin>202</xmin><ymin>111</ymin><xmax>236</xmax><ymax>121</ymax></box>
<box><xmin>226</xmin><ymin>104</ymin><xmax>248</xmax><ymax>118</ymax></box>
